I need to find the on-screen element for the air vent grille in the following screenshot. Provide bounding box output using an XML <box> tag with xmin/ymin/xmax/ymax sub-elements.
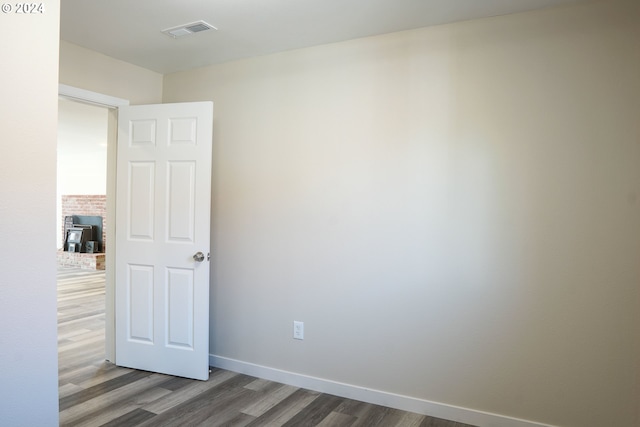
<box><xmin>162</xmin><ymin>20</ymin><xmax>217</xmax><ymax>39</ymax></box>
<box><xmin>185</xmin><ymin>23</ymin><xmax>211</xmax><ymax>33</ymax></box>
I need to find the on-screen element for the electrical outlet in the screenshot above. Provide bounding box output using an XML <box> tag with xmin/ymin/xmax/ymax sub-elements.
<box><xmin>293</xmin><ymin>321</ymin><xmax>304</xmax><ymax>340</ymax></box>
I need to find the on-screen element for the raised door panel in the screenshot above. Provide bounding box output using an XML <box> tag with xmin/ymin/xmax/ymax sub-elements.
<box><xmin>166</xmin><ymin>268</ymin><xmax>194</xmax><ymax>349</ymax></box>
<box><xmin>167</xmin><ymin>161</ymin><xmax>195</xmax><ymax>243</ymax></box>
<box><xmin>128</xmin><ymin>162</ymin><xmax>155</xmax><ymax>240</ymax></box>
<box><xmin>127</xmin><ymin>265</ymin><xmax>154</xmax><ymax>343</ymax></box>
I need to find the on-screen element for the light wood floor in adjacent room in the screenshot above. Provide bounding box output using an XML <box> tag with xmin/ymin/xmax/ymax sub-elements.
<box><xmin>58</xmin><ymin>268</ymin><xmax>476</xmax><ymax>427</ymax></box>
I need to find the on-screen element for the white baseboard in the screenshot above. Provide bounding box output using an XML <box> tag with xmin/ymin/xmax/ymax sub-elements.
<box><xmin>209</xmin><ymin>355</ymin><xmax>557</xmax><ymax>427</ymax></box>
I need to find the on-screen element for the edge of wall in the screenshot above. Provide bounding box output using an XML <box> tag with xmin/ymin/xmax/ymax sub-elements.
<box><xmin>210</xmin><ymin>355</ymin><xmax>557</xmax><ymax>427</ymax></box>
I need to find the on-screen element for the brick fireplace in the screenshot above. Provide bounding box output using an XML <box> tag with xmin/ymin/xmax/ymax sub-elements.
<box><xmin>57</xmin><ymin>195</ymin><xmax>106</xmax><ymax>270</ymax></box>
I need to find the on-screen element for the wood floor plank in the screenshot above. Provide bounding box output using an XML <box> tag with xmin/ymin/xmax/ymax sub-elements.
<box><xmin>397</xmin><ymin>411</ymin><xmax>428</xmax><ymax>426</ymax></box>
<box><xmin>334</xmin><ymin>398</ymin><xmax>374</xmax><ymax>418</ymax></box>
<box><xmin>281</xmin><ymin>393</ymin><xmax>344</xmax><ymax>427</ymax></box>
<box><xmin>99</xmin><ymin>408</ymin><xmax>157</xmax><ymax>427</ymax></box>
<box><xmin>58</xmin><ymin>327</ymin><xmax>93</xmax><ymax>341</ymax></box>
<box><xmin>59</xmin><ymin>364</ymin><xmax>101</xmax><ymax>386</ymax></box>
<box><xmin>243</xmin><ymin>377</ymin><xmax>273</xmax><ymax>391</ymax></box>
<box><xmin>195</xmin><ymin>387</ymin><xmax>264</xmax><ymax>427</ymax></box>
<box><xmin>156</xmin><ymin>375</ymin><xmax>195</xmax><ymax>392</ymax></box>
<box><xmin>74</xmin><ymin>363</ymin><xmax>134</xmax><ymax>389</ymax></box>
<box><xmin>141</xmin><ymin>369</ymin><xmax>239</xmax><ymax>414</ymax></box>
<box><xmin>315</xmin><ymin>411</ymin><xmax>358</xmax><ymax>427</ymax></box>
<box><xmin>137</xmin><ymin>374</ymin><xmax>256</xmax><ymax>427</ymax></box>
<box><xmin>420</xmin><ymin>416</ymin><xmax>473</xmax><ymax>427</ymax></box>
<box><xmin>244</xmin><ymin>388</ymin><xmax>321</xmax><ymax>427</ymax></box>
<box><xmin>59</xmin><ymin>369</ymin><xmax>154</xmax><ymax>411</ymax></box>
<box><xmin>200</xmin><ymin>412</ymin><xmax>256</xmax><ymax>427</ymax></box>
<box><xmin>352</xmin><ymin>405</ymin><xmax>407</xmax><ymax>427</ymax></box>
<box><xmin>240</xmin><ymin>382</ymin><xmax>299</xmax><ymax>417</ymax></box>
<box><xmin>59</xmin><ymin>383</ymin><xmax>84</xmax><ymax>399</ymax></box>
<box><xmin>67</xmin><ymin>384</ymin><xmax>172</xmax><ymax>427</ymax></box>
<box><xmin>60</xmin><ymin>374</ymin><xmax>170</xmax><ymax>425</ymax></box>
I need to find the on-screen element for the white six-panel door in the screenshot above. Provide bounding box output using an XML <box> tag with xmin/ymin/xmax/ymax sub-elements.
<box><xmin>115</xmin><ymin>102</ymin><xmax>212</xmax><ymax>380</ymax></box>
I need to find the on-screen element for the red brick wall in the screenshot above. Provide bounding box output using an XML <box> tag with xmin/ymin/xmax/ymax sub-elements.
<box><xmin>61</xmin><ymin>195</ymin><xmax>107</xmax><ymax>251</ymax></box>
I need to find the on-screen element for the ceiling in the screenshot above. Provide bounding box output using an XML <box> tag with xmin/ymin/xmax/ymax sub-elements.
<box><xmin>60</xmin><ymin>0</ymin><xmax>591</xmax><ymax>75</ymax></box>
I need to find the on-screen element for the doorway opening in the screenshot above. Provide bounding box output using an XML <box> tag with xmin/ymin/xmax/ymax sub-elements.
<box><xmin>57</xmin><ymin>84</ymin><xmax>129</xmax><ymax>362</ymax></box>
<box><xmin>57</xmin><ymin>97</ymin><xmax>108</xmax><ymax>269</ymax></box>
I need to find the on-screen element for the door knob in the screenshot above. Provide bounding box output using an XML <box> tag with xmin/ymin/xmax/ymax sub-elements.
<box><xmin>193</xmin><ymin>251</ymin><xmax>205</xmax><ymax>262</ymax></box>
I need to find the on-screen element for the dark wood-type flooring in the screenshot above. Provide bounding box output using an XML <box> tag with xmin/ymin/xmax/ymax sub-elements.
<box><xmin>58</xmin><ymin>268</ymin><xmax>476</xmax><ymax>427</ymax></box>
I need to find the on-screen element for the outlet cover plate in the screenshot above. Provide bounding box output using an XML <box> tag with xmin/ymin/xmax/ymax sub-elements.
<box><xmin>293</xmin><ymin>321</ymin><xmax>304</xmax><ymax>340</ymax></box>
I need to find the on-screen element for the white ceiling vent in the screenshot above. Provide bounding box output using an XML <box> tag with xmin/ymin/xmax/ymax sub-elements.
<box><xmin>162</xmin><ymin>21</ymin><xmax>217</xmax><ymax>39</ymax></box>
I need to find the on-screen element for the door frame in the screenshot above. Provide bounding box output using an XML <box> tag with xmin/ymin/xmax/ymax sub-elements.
<box><xmin>58</xmin><ymin>84</ymin><xmax>129</xmax><ymax>361</ymax></box>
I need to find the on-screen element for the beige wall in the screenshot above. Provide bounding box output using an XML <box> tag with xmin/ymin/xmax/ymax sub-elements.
<box><xmin>0</xmin><ymin>1</ymin><xmax>60</xmax><ymax>425</ymax></box>
<box><xmin>163</xmin><ymin>1</ymin><xmax>640</xmax><ymax>426</ymax></box>
<box><xmin>59</xmin><ymin>40</ymin><xmax>163</xmax><ymax>104</ymax></box>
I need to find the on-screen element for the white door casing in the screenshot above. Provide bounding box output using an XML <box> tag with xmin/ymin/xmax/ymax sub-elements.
<box><xmin>115</xmin><ymin>102</ymin><xmax>213</xmax><ymax>380</ymax></box>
